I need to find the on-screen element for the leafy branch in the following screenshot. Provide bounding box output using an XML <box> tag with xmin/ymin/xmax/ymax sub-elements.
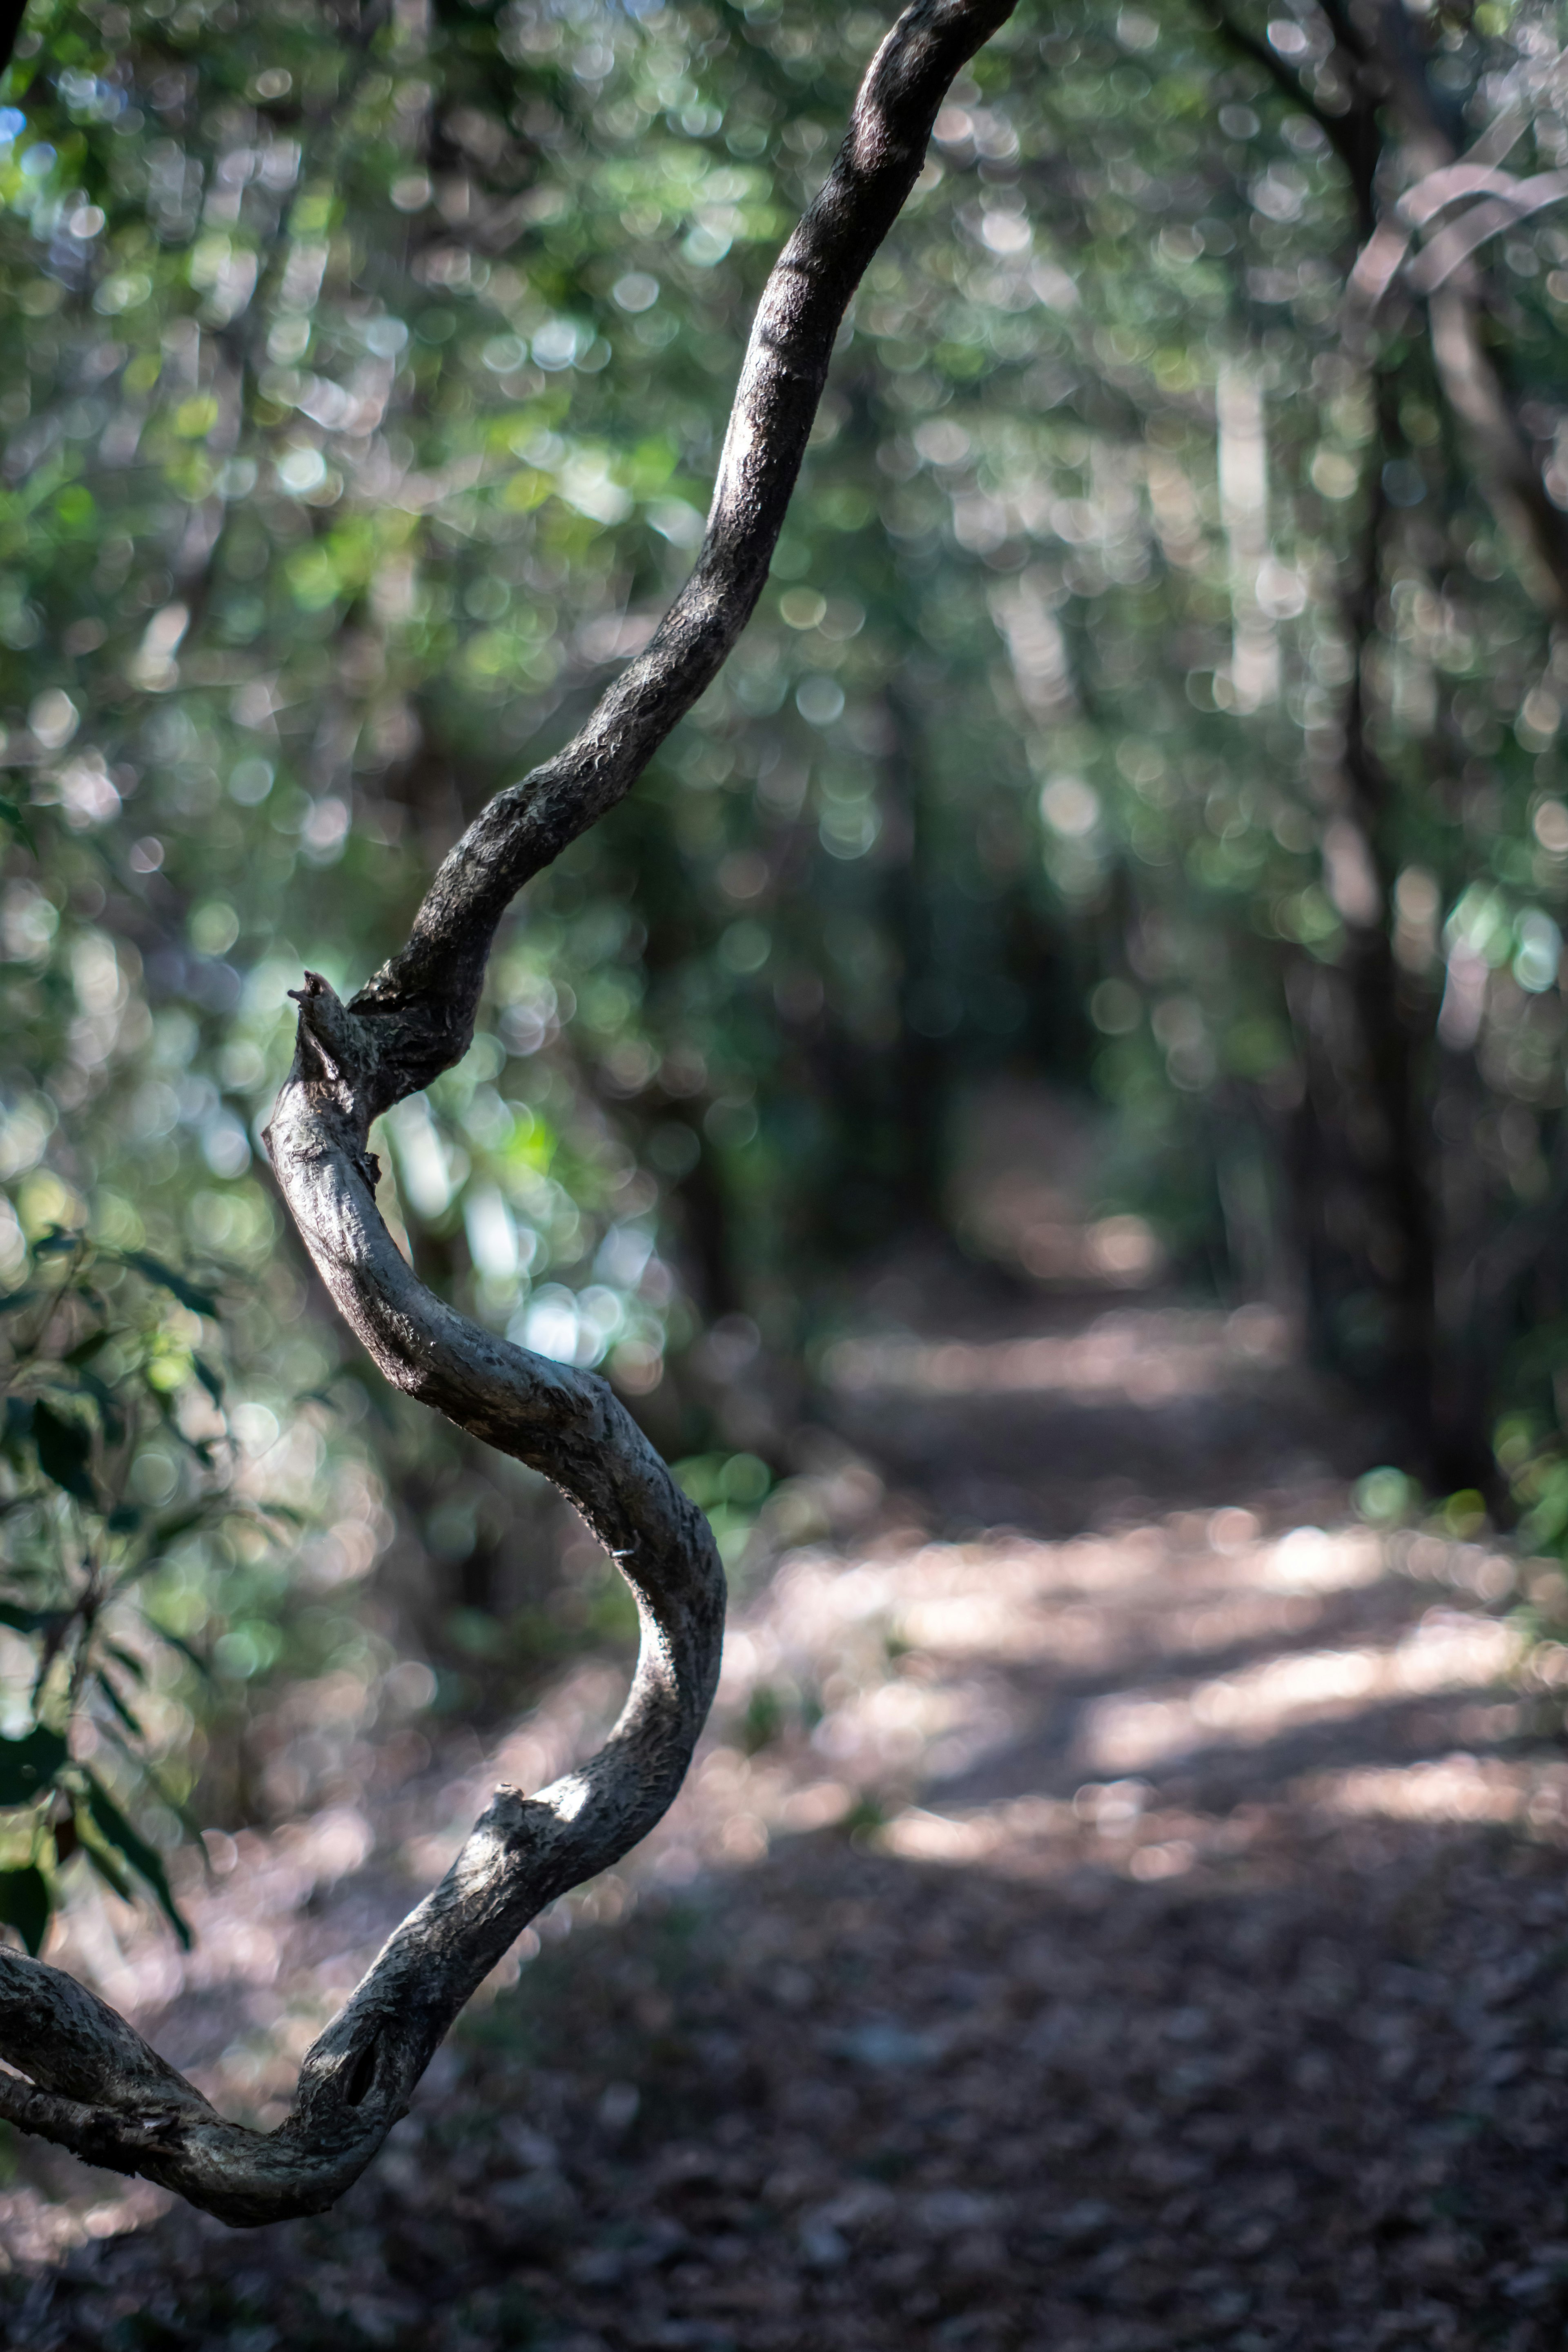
<box><xmin>0</xmin><ymin>1231</ymin><xmax>277</xmax><ymax>1955</ymax></box>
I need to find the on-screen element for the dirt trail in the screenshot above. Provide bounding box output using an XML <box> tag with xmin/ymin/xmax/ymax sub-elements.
<box><xmin>5</xmin><ymin>1273</ymin><xmax>1568</xmax><ymax>2351</ymax></box>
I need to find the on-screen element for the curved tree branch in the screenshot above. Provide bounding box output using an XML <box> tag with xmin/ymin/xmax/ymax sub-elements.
<box><xmin>0</xmin><ymin>0</ymin><xmax>1016</xmax><ymax>2228</ymax></box>
<box><xmin>346</xmin><ymin>0</ymin><xmax>1014</xmax><ymax>1103</ymax></box>
<box><xmin>0</xmin><ymin>0</ymin><xmax>27</xmax><ymax>86</ymax></box>
<box><xmin>1324</xmin><ymin>0</ymin><xmax>1568</xmax><ymax>611</ymax></box>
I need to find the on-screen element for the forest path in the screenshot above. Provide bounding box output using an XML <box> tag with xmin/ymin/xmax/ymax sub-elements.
<box><xmin>6</xmin><ymin>1274</ymin><xmax>1568</xmax><ymax>2352</ymax></box>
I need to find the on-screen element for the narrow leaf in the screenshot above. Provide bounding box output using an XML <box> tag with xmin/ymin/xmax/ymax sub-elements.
<box><xmin>256</xmin><ymin>1500</ymin><xmax>305</xmax><ymax>1528</ymax></box>
<box><xmin>62</xmin><ymin>1331</ymin><xmax>112</xmax><ymax>1368</ymax></box>
<box><xmin>74</xmin><ymin>1370</ymin><xmax>127</xmax><ymax>1446</ymax></box>
<box><xmin>0</xmin><ymin>1399</ymin><xmax>31</xmax><ymax>1472</ymax></box>
<box><xmin>0</xmin><ymin>1866</ymin><xmax>49</xmax><ymax>1957</ymax></box>
<box><xmin>80</xmin><ymin>1832</ymin><xmax>133</xmax><ymax>1902</ymax></box>
<box><xmin>119</xmin><ymin>1252</ymin><xmax>219</xmax><ymax>1318</ymax></box>
<box><xmin>94</xmin><ymin>1669</ymin><xmax>144</xmax><ymax>1740</ymax></box>
<box><xmin>0</xmin><ymin>795</ymin><xmax>36</xmax><ymax>854</ymax></box>
<box><xmin>0</xmin><ymin>1726</ymin><xmax>67</xmax><ymax>1807</ymax></box>
<box><xmin>153</xmin><ymin>1504</ymin><xmax>209</xmax><ymax>1545</ymax></box>
<box><xmin>83</xmin><ymin>1773</ymin><xmax>191</xmax><ymax>1948</ymax></box>
<box><xmin>147</xmin><ymin>1623</ymin><xmax>212</xmax><ymax>1681</ymax></box>
<box><xmin>151</xmin><ymin>1389</ymin><xmax>215</xmax><ymax>1466</ymax></box>
<box><xmin>30</xmin><ymin>1401</ymin><xmax>94</xmax><ymax>1502</ymax></box>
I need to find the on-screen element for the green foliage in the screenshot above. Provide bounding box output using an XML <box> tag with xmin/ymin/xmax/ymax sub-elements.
<box><xmin>1353</xmin><ymin>1466</ymin><xmax>1420</xmax><ymax>1530</ymax></box>
<box><xmin>673</xmin><ymin>1446</ymin><xmax>772</xmax><ymax>1567</ymax></box>
<box><xmin>3</xmin><ymin>0</ymin><xmax>1568</xmax><ymax>1905</ymax></box>
<box><xmin>0</xmin><ymin>1231</ymin><xmax>284</xmax><ymax>1945</ymax></box>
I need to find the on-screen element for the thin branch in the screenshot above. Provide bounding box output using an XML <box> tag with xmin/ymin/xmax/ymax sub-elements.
<box><xmin>346</xmin><ymin>0</ymin><xmax>1017</xmax><ymax>1107</ymax></box>
<box><xmin>1216</xmin><ymin>0</ymin><xmax>1568</xmax><ymax>612</ymax></box>
<box><xmin>1204</xmin><ymin>4</ymin><xmax>1334</xmax><ymax>135</ymax></box>
<box><xmin>1349</xmin><ymin>5</ymin><xmax>1568</xmax><ymax>610</ymax></box>
<box><xmin>1200</xmin><ymin>0</ymin><xmax>1381</xmax><ymax>236</ymax></box>
<box><xmin>1428</xmin><ymin>284</ymin><xmax>1568</xmax><ymax>611</ymax></box>
<box><xmin>0</xmin><ymin>0</ymin><xmax>27</xmax><ymax>86</ymax></box>
<box><xmin>0</xmin><ymin>0</ymin><xmax>1018</xmax><ymax>2228</ymax></box>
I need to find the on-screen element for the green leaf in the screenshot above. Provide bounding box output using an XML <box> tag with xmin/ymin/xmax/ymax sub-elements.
<box><xmin>0</xmin><ymin>1866</ymin><xmax>49</xmax><ymax>1957</ymax></box>
<box><xmin>62</xmin><ymin>1331</ymin><xmax>112</xmax><ymax>1368</ymax></box>
<box><xmin>30</xmin><ymin>1401</ymin><xmax>94</xmax><ymax>1502</ymax></box>
<box><xmin>93</xmin><ymin>1669</ymin><xmax>144</xmax><ymax>1740</ymax></box>
<box><xmin>153</xmin><ymin>1503</ymin><xmax>209</xmax><ymax>1543</ymax></box>
<box><xmin>83</xmin><ymin>1773</ymin><xmax>191</xmax><ymax>1948</ymax></box>
<box><xmin>74</xmin><ymin>1370</ymin><xmax>127</xmax><ymax>1447</ymax></box>
<box><xmin>0</xmin><ymin>795</ymin><xmax>36</xmax><ymax>855</ymax></box>
<box><xmin>151</xmin><ymin>1389</ymin><xmax>215</xmax><ymax>1466</ymax></box>
<box><xmin>119</xmin><ymin>1252</ymin><xmax>219</xmax><ymax>1319</ymax></box>
<box><xmin>0</xmin><ymin>1399</ymin><xmax>30</xmax><ymax>1468</ymax></box>
<box><xmin>146</xmin><ymin>1622</ymin><xmax>211</xmax><ymax>1681</ymax></box>
<box><xmin>0</xmin><ymin>1726</ymin><xmax>67</xmax><ymax>1807</ymax></box>
<box><xmin>79</xmin><ymin>1829</ymin><xmax>133</xmax><ymax>1902</ymax></box>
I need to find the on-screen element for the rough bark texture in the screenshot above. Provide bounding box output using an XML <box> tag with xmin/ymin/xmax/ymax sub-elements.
<box><xmin>0</xmin><ymin>0</ymin><xmax>1017</xmax><ymax>2226</ymax></box>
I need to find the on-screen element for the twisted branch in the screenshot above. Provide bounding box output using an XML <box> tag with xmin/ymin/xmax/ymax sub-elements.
<box><xmin>0</xmin><ymin>0</ymin><xmax>1016</xmax><ymax>2227</ymax></box>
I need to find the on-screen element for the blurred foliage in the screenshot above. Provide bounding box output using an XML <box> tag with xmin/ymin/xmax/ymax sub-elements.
<box><xmin>0</xmin><ymin>1229</ymin><xmax>267</xmax><ymax>1947</ymax></box>
<box><xmin>5</xmin><ymin>0</ymin><xmax>1568</xmax><ymax>1928</ymax></box>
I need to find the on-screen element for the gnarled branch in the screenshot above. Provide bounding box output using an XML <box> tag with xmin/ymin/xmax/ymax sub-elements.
<box><xmin>0</xmin><ymin>0</ymin><xmax>1016</xmax><ymax>2228</ymax></box>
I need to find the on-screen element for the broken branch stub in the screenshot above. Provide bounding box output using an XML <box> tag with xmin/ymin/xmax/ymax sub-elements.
<box><xmin>0</xmin><ymin>0</ymin><xmax>1017</xmax><ymax>2228</ymax></box>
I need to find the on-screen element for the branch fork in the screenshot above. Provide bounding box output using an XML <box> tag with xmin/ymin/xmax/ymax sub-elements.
<box><xmin>0</xmin><ymin>0</ymin><xmax>1017</xmax><ymax>2225</ymax></box>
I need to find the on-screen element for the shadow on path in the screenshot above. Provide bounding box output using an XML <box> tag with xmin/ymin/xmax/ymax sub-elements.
<box><xmin>4</xmin><ymin>1281</ymin><xmax>1567</xmax><ymax>2352</ymax></box>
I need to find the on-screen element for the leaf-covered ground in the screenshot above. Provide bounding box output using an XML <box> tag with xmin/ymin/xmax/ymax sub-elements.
<box><xmin>5</xmin><ymin>1275</ymin><xmax>1568</xmax><ymax>2350</ymax></box>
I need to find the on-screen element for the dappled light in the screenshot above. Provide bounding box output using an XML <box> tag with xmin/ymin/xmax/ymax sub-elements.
<box><xmin>7</xmin><ymin>1252</ymin><xmax>1568</xmax><ymax>2336</ymax></box>
<box><xmin>5</xmin><ymin>0</ymin><xmax>1568</xmax><ymax>2333</ymax></box>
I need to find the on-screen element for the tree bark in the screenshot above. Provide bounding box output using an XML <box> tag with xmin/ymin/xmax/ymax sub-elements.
<box><xmin>0</xmin><ymin>0</ymin><xmax>1016</xmax><ymax>2226</ymax></box>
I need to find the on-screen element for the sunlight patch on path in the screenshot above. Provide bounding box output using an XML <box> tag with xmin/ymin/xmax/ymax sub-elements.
<box><xmin>1310</xmin><ymin>1753</ymin><xmax>1568</xmax><ymax>1829</ymax></box>
<box><xmin>822</xmin><ymin>1303</ymin><xmax>1290</xmax><ymax>1401</ymax></box>
<box><xmin>1081</xmin><ymin>1613</ymin><xmax>1523</xmax><ymax>1775</ymax></box>
<box><xmin>11</xmin><ymin>1419</ymin><xmax>1554</xmax><ymax>2272</ymax></box>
